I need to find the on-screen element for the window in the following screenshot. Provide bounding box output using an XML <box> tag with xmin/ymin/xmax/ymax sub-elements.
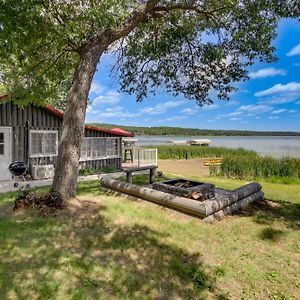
<box><xmin>80</xmin><ymin>137</ymin><xmax>120</xmax><ymax>161</ymax></box>
<box><xmin>30</xmin><ymin>130</ymin><xmax>58</xmax><ymax>157</ymax></box>
<box><xmin>0</xmin><ymin>133</ymin><xmax>4</xmax><ymax>155</ymax></box>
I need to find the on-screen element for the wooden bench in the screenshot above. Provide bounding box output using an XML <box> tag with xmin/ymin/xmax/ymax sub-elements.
<box><xmin>122</xmin><ymin>165</ymin><xmax>158</xmax><ymax>184</ymax></box>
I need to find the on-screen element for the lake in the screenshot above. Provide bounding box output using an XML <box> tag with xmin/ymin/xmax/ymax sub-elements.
<box><xmin>135</xmin><ymin>135</ymin><xmax>300</xmax><ymax>158</ymax></box>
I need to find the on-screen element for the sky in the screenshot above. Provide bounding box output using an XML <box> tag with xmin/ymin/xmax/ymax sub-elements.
<box><xmin>86</xmin><ymin>19</ymin><xmax>300</xmax><ymax>132</ymax></box>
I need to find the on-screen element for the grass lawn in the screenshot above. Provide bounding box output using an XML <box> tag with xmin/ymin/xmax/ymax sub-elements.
<box><xmin>0</xmin><ymin>175</ymin><xmax>299</xmax><ymax>299</ymax></box>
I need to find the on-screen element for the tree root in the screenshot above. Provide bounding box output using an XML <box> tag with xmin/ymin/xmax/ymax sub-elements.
<box><xmin>14</xmin><ymin>191</ymin><xmax>65</xmax><ymax>212</ymax></box>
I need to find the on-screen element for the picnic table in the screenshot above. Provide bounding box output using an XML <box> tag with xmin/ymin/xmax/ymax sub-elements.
<box><xmin>122</xmin><ymin>165</ymin><xmax>158</xmax><ymax>184</ymax></box>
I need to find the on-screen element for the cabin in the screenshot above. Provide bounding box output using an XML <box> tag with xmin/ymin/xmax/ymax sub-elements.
<box><xmin>0</xmin><ymin>97</ymin><xmax>133</xmax><ymax>181</ymax></box>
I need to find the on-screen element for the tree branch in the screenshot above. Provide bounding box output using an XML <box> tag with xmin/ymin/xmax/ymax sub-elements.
<box><xmin>98</xmin><ymin>0</ymin><xmax>161</xmax><ymax>43</ymax></box>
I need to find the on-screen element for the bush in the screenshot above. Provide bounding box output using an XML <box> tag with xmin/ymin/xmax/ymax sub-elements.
<box><xmin>78</xmin><ymin>166</ymin><xmax>117</xmax><ymax>176</ymax></box>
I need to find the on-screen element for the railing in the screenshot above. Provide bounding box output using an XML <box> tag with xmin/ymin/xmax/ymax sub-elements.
<box><xmin>132</xmin><ymin>148</ymin><xmax>157</xmax><ymax>166</ymax></box>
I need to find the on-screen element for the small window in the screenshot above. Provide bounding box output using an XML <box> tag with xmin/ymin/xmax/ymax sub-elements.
<box><xmin>30</xmin><ymin>130</ymin><xmax>58</xmax><ymax>158</ymax></box>
<box><xmin>0</xmin><ymin>133</ymin><xmax>4</xmax><ymax>155</ymax></box>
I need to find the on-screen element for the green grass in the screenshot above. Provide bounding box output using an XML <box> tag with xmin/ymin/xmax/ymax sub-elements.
<box><xmin>0</xmin><ymin>178</ymin><xmax>299</xmax><ymax>299</ymax></box>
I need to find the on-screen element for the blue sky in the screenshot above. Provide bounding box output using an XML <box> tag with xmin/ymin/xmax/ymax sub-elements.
<box><xmin>86</xmin><ymin>19</ymin><xmax>300</xmax><ymax>131</ymax></box>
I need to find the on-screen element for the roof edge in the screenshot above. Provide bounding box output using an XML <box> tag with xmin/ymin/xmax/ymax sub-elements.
<box><xmin>0</xmin><ymin>96</ymin><xmax>133</xmax><ymax>137</ymax></box>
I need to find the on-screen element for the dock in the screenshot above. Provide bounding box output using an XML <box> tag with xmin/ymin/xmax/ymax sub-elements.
<box><xmin>169</xmin><ymin>139</ymin><xmax>212</xmax><ymax>146</ymax></box>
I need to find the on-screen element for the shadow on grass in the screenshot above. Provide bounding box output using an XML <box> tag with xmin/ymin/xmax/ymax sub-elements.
<box><xmin>258</xmin><ymin>227</ymin><xmax>285</xmax><ymax>242</ymax></box>
<box><xmin>250</xmin><ymin>199</ymin><xmax>300</xmax><ymax>230</ymax></box>
<box><xmin>0</xmin><ymin>199</ymin><xmax>227</xmax><ymax>299</ymax></box>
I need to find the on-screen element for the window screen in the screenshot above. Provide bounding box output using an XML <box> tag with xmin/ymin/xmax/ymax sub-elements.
<box><xmin>30</xmin><ymin>130</ymin><xmax>58</xmax><ymax>157</ymax></box>
<box><xmin>80</xmin><ymin>137</ymin><xmax>119</xmax><ymax>160</ymax></box>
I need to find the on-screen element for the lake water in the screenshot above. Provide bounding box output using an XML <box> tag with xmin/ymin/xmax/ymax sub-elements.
<box><xmin>135</xmin><ymin>135</ymin><xmax>300</xmax><ymax>158</ymax></box>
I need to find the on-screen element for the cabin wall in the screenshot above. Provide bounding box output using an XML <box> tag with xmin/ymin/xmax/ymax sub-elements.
<box><xmin>0</xmin><ymin>102</ymin><xmax>123</xmax><ymax>177</ymax></box>
<box><xmin>0</xmin><ymin>101</ymin><xmax>62</xmax><ymax>164</ymax></box>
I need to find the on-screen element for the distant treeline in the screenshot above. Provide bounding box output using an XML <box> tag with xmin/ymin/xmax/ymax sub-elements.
<box><xmin>91</xmin><ymin>123</ymin><xmax>300</xmax><ymax>136</ymax></box>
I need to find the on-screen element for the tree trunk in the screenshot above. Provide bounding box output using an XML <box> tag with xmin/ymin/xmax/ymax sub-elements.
<box><xmin>51</xmin><ymin>41</ymin><xmax>104</xmax><ymax>199</ymax></box>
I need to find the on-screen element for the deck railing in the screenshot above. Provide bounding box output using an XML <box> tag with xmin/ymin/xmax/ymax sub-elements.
<box><xmin>132</xmin><ymin>148</ymin><xmax>158</xmax><ymax>166</ymax></box>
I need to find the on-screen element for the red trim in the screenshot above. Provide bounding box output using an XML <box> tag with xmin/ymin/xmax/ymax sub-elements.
<box><xmin>0</xmin><ymin>96</ymin><xmax>134</xmax><ymax>137</ymax></box>
<box><xmin>44</xmin><ymin>105</ymin><xmax>64</xmax><ymax>119</ymax></box>
<box><xmin>0</xmin><ymin>94</ymin><xmax>9</xmax><ymax>100</ymax></box>
<box><xmin>85</xmin><ymin>124</ymin><xmax>133</xmax><ymax>137</ymax></box>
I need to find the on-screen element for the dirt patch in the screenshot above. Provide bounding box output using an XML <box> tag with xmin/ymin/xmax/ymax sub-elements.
<box><xmin>158</xmin><ymin>159</ymin><xmax>210</xmax><ymax>178</ymax></box>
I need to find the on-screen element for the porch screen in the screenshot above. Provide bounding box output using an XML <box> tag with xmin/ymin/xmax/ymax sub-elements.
<box><xmin>30</xmin><ymin>130</ymin><xmax>58</xmax><ymax>157</ymax></box>
<box><xmin>80</xmin><ymin>137</ymin><xmax>120</xmax><ymax>160</ymax></box>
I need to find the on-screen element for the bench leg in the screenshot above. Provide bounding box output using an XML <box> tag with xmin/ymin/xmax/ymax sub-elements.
<box><xmin>150</xmin><ymin>168</ymin><xmax>156</xmax><ymax>184</ymax></box>
<box><xmin>126</xmin><ymin>172</ymin><xmax>132</xmax><ymax>184</ymax></box>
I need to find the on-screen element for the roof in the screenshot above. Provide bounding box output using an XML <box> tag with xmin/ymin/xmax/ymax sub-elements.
<box><xmin>0</xmin><ymin>95</ymin><xmax>133</xmax><ymax>137</ymax></box>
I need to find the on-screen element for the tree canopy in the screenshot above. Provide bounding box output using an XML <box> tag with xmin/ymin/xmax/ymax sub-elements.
<box><xmin>1</xmin><ymin>0</ymin><xmax>299</xmax><ymax>198</ymax></box>
<box><xmin>0</xmin><ymin>0</ymin><xmax>298</xmax><ymax>107</ymax></box>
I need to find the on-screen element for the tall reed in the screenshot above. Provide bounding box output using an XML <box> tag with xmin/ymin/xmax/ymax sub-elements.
<box><xmin>145</xmin><ymin>145</ymin><xmax>300</xmax><ymax>181</ymax></box>
<box><xmin>147</xmin><ymin>145</ymin><xmax>256</xmax><ymax>160</ymax></box>
<box><xmin>216</xmin><ymin>155</ymin><xmax>300</xmax><ymax>180</ymax></box>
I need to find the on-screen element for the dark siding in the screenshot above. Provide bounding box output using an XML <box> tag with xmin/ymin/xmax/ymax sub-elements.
<box><xmin>0</xmin><ymin>102</ymin><xmax>123</xmax><ymax>176</ymax></box>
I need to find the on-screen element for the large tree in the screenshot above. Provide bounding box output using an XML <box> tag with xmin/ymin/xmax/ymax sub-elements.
<box><xmin>0</xmin><ymin>0</ymin><xmax>298</xmax><ymax>198</ymax></box>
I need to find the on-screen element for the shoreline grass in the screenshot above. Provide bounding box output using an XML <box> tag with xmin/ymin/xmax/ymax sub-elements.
<box><xmin>212</xmin><ymin>155</ymin><xmax>300</xmax><ymax>182</ymax></box>
<box><xmin>148</xmin><ymin>145</ymin><xmax>300</xmax><ymax>183</ymax></box>
<box><xmin>148</xmin><ymin>145</ymin><xmax>257</xmax><ymax>160</ymax></box>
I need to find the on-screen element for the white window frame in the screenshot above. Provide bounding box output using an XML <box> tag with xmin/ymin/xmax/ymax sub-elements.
<box><xmin>80</xmin><ymin>137</ymin><xmax>120</xmax><ymax>161</ymax></box>
<box><xmin>29</xmin><ymin>130</ymin><xmax>58</xmax><ymax>158</ymax></box>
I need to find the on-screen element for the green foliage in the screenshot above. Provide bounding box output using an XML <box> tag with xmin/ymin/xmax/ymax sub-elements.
<box><xmin>150</xmin><ymin>145</ymin><xmax>256</xmax><ymax>160</ymax></box>
<box><xmin>212</xmin><ymin>155</ymin><xmax>300</xmax><ymax>181</ymax></box>
<box><xmin>78</xmin><ymin>166</ymin><xmax>117</xmax><ymax>176</ymax></box>
<box><xmin>91</xmin><ymin>123</ymin><xmax>300</xmax><ymax>136</ymax></box>
<box><xmin>0</xmin><ymin>0</ymin><xmax>299</xmax><ymax>106</ymax></box>
<box><xmin>120</xmin><ymin>1</ymin><xmax>300</xmax><ymax>103</ymax></box>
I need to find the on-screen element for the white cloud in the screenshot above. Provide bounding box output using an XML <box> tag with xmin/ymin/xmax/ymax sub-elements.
<box><xmin>286</xmin><ymin>43</ymin><xmax>300</xmax><ymax>57</ymax></box>
<box><xmin>268</xmin><ymin>116</ymin><xmax>280</xmax><ymax>120</ymax></box>
<box><xmin>98</xmin><ymin>106</ymin><xmax>140</xmax><ymax>118</ymax></box>
<box><xmin>230</xmin><ymin>117</ymin><xmax>242</xmax><ymax>121</ymax></box>
<box><xmin>86</xmin><ymin>105</ymin><xmax>97</xmax><ymax>114</ymax></box>
<box><xmin>225</xmin><ymin>100</ymin><xmax>240</xmax><ymax>106</ymax></box>
<box><xmin>181</xmin><ymin>108</ymin><xmax>196</xmax><ymax>115</ymax></box>
<box><xmin>92</xmin><ymin>90</ymin><xmax>121</xmax><ymax>105</ymax></box>
<box><xmin>229</xmin><ymin>111</ymin><xmax>242</xmax><ymax>117</ymax></box>
<box><xmin>249</xmin><ymin>68</ymin><xmax>287</xmax><ymax>79</ymax></box>
<box><xmin>140</xmin><ymin>100</ymin><xmax>185</xmax><ymax>115</ymax></box>
<box><xmin>265</xmin><ymin>95</ymin><xmax>299</xmax><ymax>105</ymax></box>
<box><xmin>166</xmin><ymin>116</ymin><xmax>187</xmax><ymax>121</ymax></box>
<box><xmin>271</xmin><ymin>109</ymin><xmax>287</xmax><ymax>114</ymax></box>
<box><xmin>90</xmin><ymin>82</ymin><xmax>104</xmax><ymax>95</ymax></box>
<box><xmin>255</xmin><ymin>82</ymin><xmax>300</xmax><ymax>97</ymax></box>
<box><xmin>237</xmin><ymin>104</ymin><xmax>273</xmax><ymax>114</ymax></box>
<box><xmin>200</xmin><ymin>104</ymin><xmax>219</xmax><ymax>111</ymax></box>
<box><xmin>288</xmin><ymin>109</ymin><xmax>297</xmax><ymax>113</ymax></box>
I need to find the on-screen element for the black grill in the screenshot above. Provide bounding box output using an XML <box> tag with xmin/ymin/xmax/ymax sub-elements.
<box><xmin>8</xmin><ymin>161</ymin><xmax>28</xmax><ymax>177</ymax></box>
